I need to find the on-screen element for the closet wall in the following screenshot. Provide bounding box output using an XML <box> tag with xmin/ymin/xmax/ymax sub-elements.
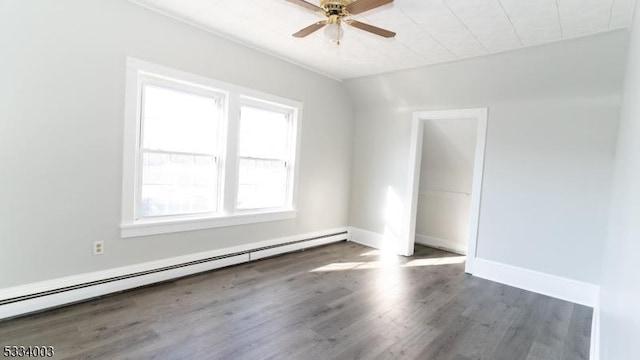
<box><xmin>415</xmin><ymin>118</ymin><xmax>477</xmax><ymax>254</ymax></box>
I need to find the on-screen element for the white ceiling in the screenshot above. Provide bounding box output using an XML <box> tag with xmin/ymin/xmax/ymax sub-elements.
<box><xmin>130</xmin><ymin>0</ymin><xmax>636</xmax><ymax>79</ymax></box>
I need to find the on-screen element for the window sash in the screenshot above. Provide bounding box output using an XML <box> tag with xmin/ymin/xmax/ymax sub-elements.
<box><xmin>138</xmin><ymin>151</ymin><xmax>219</xmax><ymax>219</ymax></box>
<box><xmin>237</xmin><ymin>105</ymin><xmax>291</xmax><ymax>160</ymax></box>
<box><xmin>237</xmin><ymin>155</ymin><xmax>288</xmax><ymax>163</ymax></box>
<box><xmin>236</xmin><ymin>157</ymin><xmax>289</xmax><ymax>211</ymax></box>
<box><xmin>135</xmin><ymin>77</ymin><xmax>225</xmax><ymax>220</ymax></box>
<box><xmin>139</xmin><ymin>80</ymin><xmax>223</xmax><ymax>155</ymax></box>
<box><xmin>235</xmin><ymin>101</ymin><xmax>295</xmax><ymax>212</ymax></box>
<box><xmin>141</xmin><ymin>148</ymin><xmax>218</xmax><ymax>158</ymax></box>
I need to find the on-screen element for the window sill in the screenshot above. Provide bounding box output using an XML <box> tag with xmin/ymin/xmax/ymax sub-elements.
<box><xmin>120</xmin><ymin>209</ymin><xmax>297</xmax><ymax>238</ymax></box>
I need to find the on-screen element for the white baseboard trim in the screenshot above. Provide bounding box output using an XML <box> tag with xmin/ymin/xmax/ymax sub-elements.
<box><xmin>473</xmin><ymin>258</ymin><xmax>599</xmax><ymax>307</ymax></box>
<box><xmin>350</xmin><ymin>227</ymin><xmax>475</xmax><ymax>272</ymax></box>
<box><xmin>349</xmin><ymin>227</ymin><xmax>383</xmax><ymax>249</ymax></box>
<box><xmin>415</xmin><ymin>234</ymin><xmax>467</xmax><ymax>255</ymax></box>
<box><xmin>0</xmin><ymin>227</ymin><xmax>349</xmax><ymax>320</ymax></box>
<box><xmin>349</xmin><ymin>227</ymin><xmax>404</xmax><ymax>254</ymax></box>
<box><xmin>349</xmin><ymin>227</ymin><xmax>598</xmax><ymax>308</ymax></box>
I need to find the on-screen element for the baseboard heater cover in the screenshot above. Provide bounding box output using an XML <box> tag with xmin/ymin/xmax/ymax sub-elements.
<box><xmin>0</xmin><ymin>230</ymin><xmax>348</xmax><ymax>318</ymax></box>
<box><xmin>0</xmin><ymin>253</ymin><xmax>245</xmax><ymax>307</ymax></box>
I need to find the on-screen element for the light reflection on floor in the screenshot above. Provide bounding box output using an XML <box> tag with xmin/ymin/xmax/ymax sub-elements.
<box><xmin>310</xmin><ymin>252</ymin><xmax>466</xmax><ymax>272</ymax></box>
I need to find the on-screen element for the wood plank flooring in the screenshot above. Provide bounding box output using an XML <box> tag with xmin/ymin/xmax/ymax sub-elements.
<box><xmin>0</xmin><ymin>242</ymin><xmax>592</xmax><ymax>359</ymax></box>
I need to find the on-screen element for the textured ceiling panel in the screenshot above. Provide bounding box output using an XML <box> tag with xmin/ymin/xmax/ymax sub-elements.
<box><xmin>129</xmin><ymin>0</ymin><xmax>636</xmax><ymax>79</ymax></box>
<box><xmin>445</xmin><ymin>0</ymin><xmax>522</xmax><ymax>53</ymax></box>
<box><xmin>610</xmin><ymin>0</ymin><xmax>637</xmax><ymax>28</ymax></box>
<box><xmin>399</xmin><ymin>1</ymin><xmax>488</xmax><ymax>58</ymax></box>
<box><xmin>558</xmin><ymin>0</ymin><xmax>614</xmax><ymax>37</ymax></box>
<box><xmin>498</xmin><ymin>0</ymin><xmax>562</xmax><ymax>46</ymax></box>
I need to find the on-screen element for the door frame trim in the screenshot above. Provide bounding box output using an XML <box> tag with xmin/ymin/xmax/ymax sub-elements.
<box><xmin>401</xmin><ymin>108</ymin><xmax>488</xmax><ymax>274</ymax></box>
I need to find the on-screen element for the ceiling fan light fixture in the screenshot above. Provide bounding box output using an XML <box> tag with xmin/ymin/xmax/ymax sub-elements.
<box><xmin>324</xmin><ymin>18</ymin><xmax>343</xmax><ymax>44</ymax></box>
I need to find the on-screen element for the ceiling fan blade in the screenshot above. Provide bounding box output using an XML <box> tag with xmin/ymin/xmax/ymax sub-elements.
<box><xmin>293</xmin><ymin>21</ymin><xmax>327</xmax><ymax>37</ymax></box>
<box><xmin>285</xmin><ymin>0</ymin><xmax>324</xmax><ymax>12</ymax></box>
<box><xmin>345</xmin><ymin>0</ymin><xmax>393</xmax><ymax>15</ymax></box>
<box><xmin>346</xmin><ymin>20</ymin><xmax>396</xmax><ymax>38</ymax></box>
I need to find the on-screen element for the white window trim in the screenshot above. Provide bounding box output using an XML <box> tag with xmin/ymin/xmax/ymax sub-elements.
<box><xmin>121</xmin><ymin>58</ymin><xmax>302</xmax><ymax>238</ymax></box>
<box><xmin>137</xmin><ymin>76</ymin><xmax>226</xmax><ymax>219</ymax></box>
<box><xmin>235</xmin><ymin>97</ymin><xmax>297</xmax><ymax>212</ymax></box>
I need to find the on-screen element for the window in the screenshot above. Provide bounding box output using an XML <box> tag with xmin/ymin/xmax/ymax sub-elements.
<box><xmin>237</xmin><ymin>104</ymin><xmax>293</xmax><ymax>210</ymax></box>
<box><xmin>121</xmin><ymin>58</ymin><xmax>301</xmax><ymax>238</ymax></box>
<box><xmin>140</xmin><ymin>82</ymin><xmax>223</xmax><ymax>218</ymax></box>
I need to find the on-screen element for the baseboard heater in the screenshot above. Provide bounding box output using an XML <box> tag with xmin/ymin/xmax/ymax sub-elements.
<box><xmin>0</xmin><ymin>229</ymin><xmax>348</xmax><ymax>320</ymax></box>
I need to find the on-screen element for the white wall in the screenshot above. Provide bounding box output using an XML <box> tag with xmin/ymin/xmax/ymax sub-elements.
<box><xmin>599</xmin><ymin>5</ymin><xmax>640</xmax><ymax>360</ymax></box>
<box><xmin>346</xmin><ymin>31</ymin><xmax>627</xmax><ymax>283</ymax></box>
<box><xmin>0</xmin><ymin>0</ymin><xmax>353</xmax><ymax>288</ymax></box>
<box><xmin>416</xmin><ymin>118</ymin><xmax>477</xmax><ymax>251</ymax></box>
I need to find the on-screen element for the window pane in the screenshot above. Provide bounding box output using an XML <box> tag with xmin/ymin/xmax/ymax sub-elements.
<box><xmin>143</xmin><ymin>85</ymin><xmax>219</xmax><ymax>154</ymax></box>
<box><xmin>141</xmin><ymin>152</ymin><xmax>217</xmax><ymax>217</ymax></box>
<box><xmin>237</xmin><ymin>158</ymin><xmax>287</xmax><ymax>210</ymax></box>
<box><xmin>239</xmin><ymin>106</ymin><xmax>289</xmax><ymax>159</ymax></box>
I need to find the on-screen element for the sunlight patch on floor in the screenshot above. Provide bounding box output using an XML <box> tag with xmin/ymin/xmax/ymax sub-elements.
<box><xmin>309</xmin><ymin>256</ymin><xmax>466</xmax><ymax>272</ymax></box>
<box><xmin>403</xmin><ymin>256</ymin><xmax>466</xmax><ymax>267</ymax></box>
<box><xmin>359</xmin><ymin>249</ymin><xmax>382</xmax><ymax>257</ymax></box>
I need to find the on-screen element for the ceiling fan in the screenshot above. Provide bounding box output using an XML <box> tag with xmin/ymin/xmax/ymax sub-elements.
<box><xmin>287</xmin><ymin>0</ymin><xmax>396</xmax><ymax>44</ymax></box>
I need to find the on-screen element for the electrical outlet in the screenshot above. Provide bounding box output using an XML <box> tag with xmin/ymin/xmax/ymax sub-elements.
<box><xmin>93</xmin><ymin>240</ymin><xmax>104</xmax><ymax>255</ymax></box>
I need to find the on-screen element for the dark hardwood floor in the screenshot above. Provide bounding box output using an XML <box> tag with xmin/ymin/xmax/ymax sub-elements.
<box><xmin>0</xmin><ymin>242</ymin><xmax>592</xmax><ymax>359</ymax></box>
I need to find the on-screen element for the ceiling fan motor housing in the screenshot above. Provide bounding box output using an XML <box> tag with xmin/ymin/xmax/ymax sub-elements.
<box><xmin>320</xmin><ymin>0</ymin><xmax>352</xmax><ymax>16</ymax></box>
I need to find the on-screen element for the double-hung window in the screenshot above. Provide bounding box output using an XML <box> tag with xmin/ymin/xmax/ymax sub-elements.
<box><xmin>139</xmin><ymin>80</ymin><xmax>223</xmax><ymax>218</ymax></box>
<box><xmin>237</xmin><ymin>103</ymin><xmax>294</xmax><ymax>211</ymax></box>
<box><xmin>121</xmin><ymin>58</ymin><xmax>301</xmax><ymax>238</ymax></box>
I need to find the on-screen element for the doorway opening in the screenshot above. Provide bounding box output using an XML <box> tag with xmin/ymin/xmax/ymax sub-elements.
<box><xmin>400</xmin><ymin>108</ymin><xmax>488</xmax><ymax>274</ymax></box>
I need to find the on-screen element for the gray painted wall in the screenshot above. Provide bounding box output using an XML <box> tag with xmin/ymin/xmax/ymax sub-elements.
<box><xmin>0</xmin><ymin>0</ymin><xmax>353</xmax><ymax>287</ymax></box>
<box><xmin>416</xmin><ymin>118</ymin><xmax>477</xmax><ymax>250</ymax></box>
<box><xmin>345</xmin><ymin>31</ymin><xmax>627</xmax><ymax>283</ymax></box>
<box><xmin>600</xmin><ymin>5</ymin><xmax>640</xmax><ymax>360</ymax></box>
<box><xmin>0</xmin><ymin>0</ymin><xmax>634</xmax><ymax>321</ymax></box>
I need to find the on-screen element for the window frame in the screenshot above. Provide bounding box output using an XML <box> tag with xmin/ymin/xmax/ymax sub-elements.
<box><xmin>121</xmin><ymin>58</ymin><xmax>301</xmax><ymax>238</ymax></box>
<box><xmin>137</xmin><ymin>77</ymin><xmax>226</xmax><ymax>219</ymax></box>
<box><xmin>235</xmin><ymin>97</ymin><xmax>297</xmax><ymax>213</ymax></box>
